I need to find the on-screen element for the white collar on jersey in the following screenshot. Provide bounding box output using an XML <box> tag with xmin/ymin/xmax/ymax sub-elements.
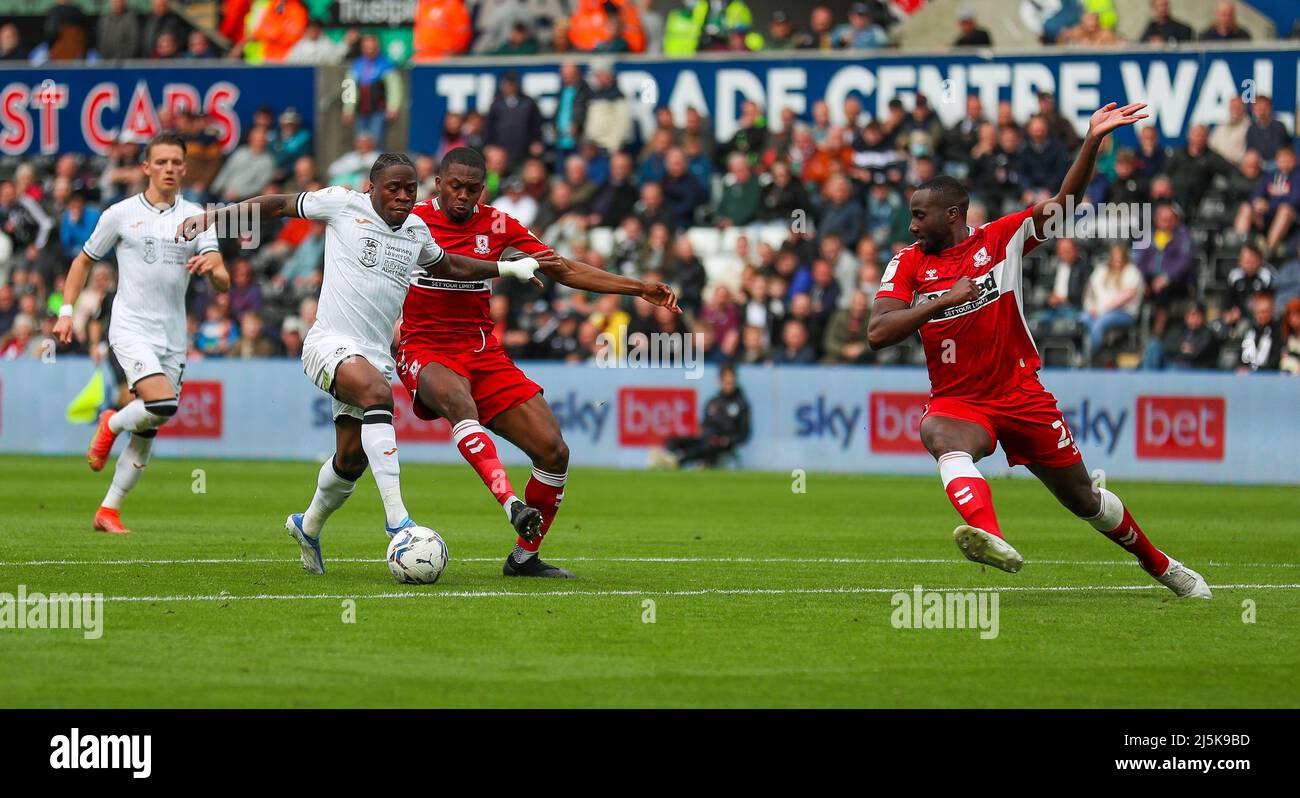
<box><xmin>431</xmin><ymin>197</ymin><xmax>480</xmax><ymax>216</ymax></box>
<box><xmin>137</xmin><ymin>191</ymin><xmax>178</xmax><ymax>214</ymax></box>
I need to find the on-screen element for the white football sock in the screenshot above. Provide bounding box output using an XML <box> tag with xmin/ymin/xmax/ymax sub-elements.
<box><xmin>302</xmin><ymin>458</ymin><xmax>358</xmax><ymax>538</ymax></box>
<box><xmin>361</xmin><ymin>406</ymin><xmax>410</xmax><ymax>528</ymax></box>
<box><xmin>102</xmin><ymin>433</ymin><xmax>154</xmax><ymax>509</ymax></box>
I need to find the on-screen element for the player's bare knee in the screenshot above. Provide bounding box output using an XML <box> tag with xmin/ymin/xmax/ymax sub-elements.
<box><xmin>1066</xmin><ymin>486</ymin><xmax>1102</xmax><ymax>518</ymax></box>
<box><xmin>355</xmin><ymin>382</ymin><xmax>393</xmax><ymax>411</ymax></box>
<box><xmin>535</xmin><ymin>436</ymin><xmax>569</xmax><ymax>473</ymax></box>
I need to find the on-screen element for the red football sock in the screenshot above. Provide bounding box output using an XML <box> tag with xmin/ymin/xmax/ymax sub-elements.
<box><xmin>518</xmin><ymin>467</ymin><xmax>567</xmax><ymax>552</ymax></box>
<box><xmin>1091</xmin><ymin>490</ymin><xmax>1169</xmax><ymax>575</ymax></box>
<box><xmin>937</xmin><ymin>451</ymin><xmax>1002</xmax><ymax>537</ymax></box>
<box><xmin>451</xmin><ymin>420</ymin><xmax>516</xmax><ymax>507</ymax></box>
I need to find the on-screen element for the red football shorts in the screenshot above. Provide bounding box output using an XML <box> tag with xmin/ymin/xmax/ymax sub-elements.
<box><xmin>397</xmin><ymin>335</ymin><xmax>542</xmax><ymax>426</ymax></box>
<box><xmin>923</xmin><ymin>380</ymin><xmax>1082</xmax><ymax>469</ymax></box>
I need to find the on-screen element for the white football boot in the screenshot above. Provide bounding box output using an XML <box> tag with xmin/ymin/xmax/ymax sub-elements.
<box><xmin>1155</xmin><ymin>557</ymin><xmax>1212</xmax><ymax>599</ymax></box>
<box><xmin>953</xmin><ymin>525</ymin><xmax>1024</xmax><ymax>574</ymax></box>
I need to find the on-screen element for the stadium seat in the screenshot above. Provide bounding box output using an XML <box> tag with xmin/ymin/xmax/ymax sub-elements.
<box><xmin>686</xmin><ymin>227</ymin><xmax>722</xmax><ymax>257</ymax></box>
<box><xmin>702</xmin><ymin>254</ymin><xmax>744</xmax><ymax>291</ymax></box>
<box><xmin>587</xmin><ymin>226</ymin><xmax>615</xmax><ymax>257</ymax></box>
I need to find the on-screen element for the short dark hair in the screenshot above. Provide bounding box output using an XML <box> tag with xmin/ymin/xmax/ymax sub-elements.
<box><xmin>369</xmin><ymin>152</ymin><xmax>415</xmax><ymax>183</ymax></box>
<box><xmin>143</xmin><ymin>132</ymin><xmax>186</xmax><ymax>161</ymax></box>
<box><xmin>439</xmin><ymin>146</ymin><xmax>487</xmax><ymax>176</ymax></box>
<box><xmin>916</xmin><ymin>175</ymin><xmax>969</xmax><ymax>212</ymax></box>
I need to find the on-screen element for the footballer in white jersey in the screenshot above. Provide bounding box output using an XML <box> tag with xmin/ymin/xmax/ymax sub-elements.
<box><xmin>55</xmin><ymin>133</ymin><xmax>230</xmax><ymax>535</ymax></box>
<box><xmin>177</xmin><ymin>152</ymin><xmax>560</xmax><ymax>574</ymax></box>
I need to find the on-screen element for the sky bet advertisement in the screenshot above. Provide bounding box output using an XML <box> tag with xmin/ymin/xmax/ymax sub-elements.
<box><xmin>2</xmin><ymin>360</ymin><xmax>1297</xmax><ymax>484</ymax></box>
<box><xmin>0</xmin><ymin>65</ymin><xmax>317</xmax><ymax>156</ymax></box>
<box><xmin>408</xmin><ymin>46</ymin><xmax>1300</xmax><ymax>149</ymax></box>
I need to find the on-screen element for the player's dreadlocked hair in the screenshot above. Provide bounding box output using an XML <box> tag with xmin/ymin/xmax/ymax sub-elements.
<box><xmin>369</xmin><ymin>152</ymin><xmax>415</xmax><ymax>183</ymax></box>
<box><xmin>439</xmin><ymin>146</ymin><xmax>486</xmax><ymax>176</ymax></box>
<box><xmin>917</xmin><ymin>175</ymin><xmax>970</xmax><ymax>214</ymax></box>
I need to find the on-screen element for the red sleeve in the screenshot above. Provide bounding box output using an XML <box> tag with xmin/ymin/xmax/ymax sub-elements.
<box><xmin>981</xmin><ymin>206</ymin><xmax>1048</xmax><ymax>260</ymax></box>
<box><xmin>500</xmin><ymin>211</ymin><xmax>550</xmax><ymax>256</ymax></box>
<box><xmin>876</xmin><ymin>247</ymin><xmax>918</xmax><ymax>304</ymax></box>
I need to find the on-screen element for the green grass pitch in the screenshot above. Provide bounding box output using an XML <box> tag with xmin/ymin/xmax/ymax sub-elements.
<box><xmin>1</xmin><ymin>454</ymin><xmax>1296</xmax><ymax>708</ymax></box>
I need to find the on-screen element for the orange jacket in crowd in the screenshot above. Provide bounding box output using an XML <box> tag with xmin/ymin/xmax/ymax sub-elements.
<box><xmin>569</xmin><ymin>0</ymin><xmax>645</xmax><ymax>53</ymax></box>
<box><xmin>413</xmin><ymin>0</ymin><xmax>473</xmax><ymax>61</ymax></box>
<box><xmin>221</xmin><ymin>0</ymin><xmax>253</xmax><ymax>43</ymax></box>
<box><xmin>249</xmin><ymin>0</ymin><xmax>309</xmax><ymax>62</ymax></box>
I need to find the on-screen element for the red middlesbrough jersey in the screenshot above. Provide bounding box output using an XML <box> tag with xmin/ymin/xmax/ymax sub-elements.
<box><xmin>876</xmin><ymin>206</ymin><xmax>1047</xmax><ymax>400</ymax></box>
<box><xmin>401</xmin><ymin>198</ymin><xmax>549</xmax><ymax>342</ymax></box>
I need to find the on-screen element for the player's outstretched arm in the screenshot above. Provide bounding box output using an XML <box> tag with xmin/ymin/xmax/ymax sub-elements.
<box><xmin>540</xmin><ymin>256</ymin><xmax>681</xmax><ymax>313</ymax></box>
<box><xmin>428</xmin><ymin>252</ymin><xmax>549</xmax><ymax>288</ymax></box>
<box><xmin>174</xmin><ymin>194</ymin><xmax>300</xmax><ymax>242</ymax></box>
<box><xmin>1031</xmin><ymin>102</ymin><xmax>1147</xmax><ymax>235</ymax></box>
<box><xmin>53</xmin><ymin>251</ymin><xmax>95</xmax><ymax>345</ymax></box>
<box><xmin>186</xmin><ymin>251</ymin><xmax>230</xmax><ymax>292</ymax></box>
<box><xmin>867</xmin><ymin>278</ymin><xmax>979</xmax><ymax>350</ymax></box>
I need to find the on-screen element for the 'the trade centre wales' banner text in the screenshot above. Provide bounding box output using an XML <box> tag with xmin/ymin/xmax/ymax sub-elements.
<box><xmin>408</xmin><ymin>46</ymin><xmax>1300</xmax><ymax>150</ymax></box>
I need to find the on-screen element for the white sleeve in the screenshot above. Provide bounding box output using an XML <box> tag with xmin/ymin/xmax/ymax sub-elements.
<box><xmin>295</xmin><ymin>185</ymin><xmax>352</xmax><ymax>221</ymax></box>
<box><xmin>418</xmin><ymin>231</ymin><xmax>446</xmax><ymax>268</ymax></box>
<box><xmin>81</xmin><ymin>203</ymin><xmax>120</xmax><ymax>261</ymax></box>
<box><xmin>194</xmin><ymin>221</ymin><xmax>220</xmax><ymax>256</ymax></box>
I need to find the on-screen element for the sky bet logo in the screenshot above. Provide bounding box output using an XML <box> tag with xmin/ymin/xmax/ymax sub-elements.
<box><xmin>794</xmin><ymin>396</ymin><xmax>863</xmax><ymax>450</ymax></box>
<box><xmin>549</xmin><ymin>391</ymin><xmax>610</xmax><ymax>443</ymax></box>
<box><xmin>1061</xmin><ymin>399</ymin><xmax>1127</xmax><ymax>456</ymax></box>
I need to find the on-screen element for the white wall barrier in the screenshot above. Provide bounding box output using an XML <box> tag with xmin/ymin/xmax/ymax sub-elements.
<box><xmin>1</xmin><ymin>358</ymin><xmax>1297</xmax><ymax>484</ymax></box>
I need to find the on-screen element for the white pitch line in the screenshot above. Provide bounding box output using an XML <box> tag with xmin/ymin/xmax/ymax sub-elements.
<box><xmin>54</xmin><ymin>583</ymin><xmax>1300</xmax><ymax>603</ymax></box>
<box><xmin>2</xmin><ymin>556</ymin><xmax>1299</xmax><ymax>569</ymax></box>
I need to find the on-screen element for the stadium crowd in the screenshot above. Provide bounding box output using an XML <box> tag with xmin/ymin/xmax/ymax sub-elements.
<box><xmin>2</xmin><ymin>1</ymin><xmax>1300</xmax><ymax>375</ymax></box>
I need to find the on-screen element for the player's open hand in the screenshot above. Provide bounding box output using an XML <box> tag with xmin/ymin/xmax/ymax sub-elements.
<box><xmin>641</xmin><ymin>281</ymin><xmax>680</xmax><ymax>313</ymax></box>
<box><xmin>942</xmin><ymin>277</ymin><xmax>979</xmax><ymax>309</ymax></box>
<box><xmin>53</xmin><ymin>315</ymin><xmax>74</xmax><ymax>345</ymax></box>
<box><xmin>1088</xmin><ymin>102</ymin><xmax>1148</xmax><ymax>139</ymax></box>
<box><xmin>175</xmin><ymin>213</ymin><xmax>210</xmax><ymax>243</ymax></box>
<box><xmin>186</xmin><ymin>252</ymin><xmax>220</xmax><ymax>277</ymax></box>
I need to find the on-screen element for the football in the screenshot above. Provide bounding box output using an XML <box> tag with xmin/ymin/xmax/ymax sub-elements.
<box><xmin>386</xmin><ymin>527</ymin><xmax>449</xmax><ymax>585</ymax></box>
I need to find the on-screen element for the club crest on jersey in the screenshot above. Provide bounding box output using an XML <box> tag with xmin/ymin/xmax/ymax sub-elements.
<box><xmin>359</xmin><ymin>238</ymin><xmax>380</xmax><ymax>268</ymax></box>
<box><xmin>142</xmin><ymin>237</ymin><xmax>158</xmax><ymax>264</ymax></box>
<box><xmin>474</xmin><ymin>234</ymin><xmax>490</xmax><ymax>255</ymax></box>
<box><xmin>973</xmin><ymin>247</ymin><xmax>991</xmax><ymax>269</ymax></box>
<box><xmin>404</xmin><ymin>228</ymin><xmax>417</xmax><ymax>241</ymax></box>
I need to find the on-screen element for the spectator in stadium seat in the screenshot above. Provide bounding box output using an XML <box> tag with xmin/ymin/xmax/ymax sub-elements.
<box><xmin>807</xmin><ymin>259</ymin><xmax>841</xmax><ymax>330</ymax></box>
<box><xmin>0</xmin><ymin>286</ymin><xmax>16</xmax><ymax>336</ymax></box>
<box><xmin>285</xmin><ymin>19</ymin><xmax>347</xmax><ymax>64</ymax></box>
<box><xmin>758</xmin><ymin>160</ymin><xmax>810</xmax><ymax>224</ymax></box>
<box><xmin>1083</xmin><ymin>244</ymin><xmax>1145</xmax><ymax>363</ymax></box>
<box><xmin>939</xmin><ymin>95</ymin><xmax>985</xmax><ymax>168</ymax></box>
<box><xmin>715</xmin><ymin>153</ymin><xmax>761</xmax><ymax>228</ymax></box>
<box><xmin>968</xmin><ymin>126</ymin><xmax>1023</xmax><ymax>215</ymax></box>
<box><xmin>1209</xmin><ymin>95</ymin><xmax>1250</xmax><ymax>164</ymax></box>
<box><xmin>185</xmin><ymin>31</ymin><xmax>218</xmax><ymax>59</ymax></box>
<box><xmin>1035</xmin><ymin>238</ymin><xmax>1090</xmax><ymax>326</ymax></box>
<box><xmin>766</xmin><ymin>10</ymin><xmax>798</xmax><ymax>50</ymax></box>
<box><xmin>635</xmin><ymin>182</ymin><xmax>675</xmax><ymax>231</ymax></box>
<box><xmin>1234</xmin><ymin>145</ymin><xmax>1300</xmax><ymax>258</ymax></box>
<box><xmin>211</xmin><ymin>126</ymin><xmax>274</xmax><ymax>202</ymax></box>
<box><xmin>823</xmin><ymin>289</ymin><xmax>873</xmax><ymax>364</ymax></box>
<box><xmin>271</xmin><ymin>221</ymin><xmax>325</xmax><ymax>298</ymax></box>
<box><xmin>661</xmin><ymin>149</ymin><xmax>705</xmax><ymax>230</ymax></box>
<box><xmin>953</xmin><ymin>8</ymin><xmax>992</xmax><ymax>46</ymax></box>
<box><xmin>0</xmin><ymin>313</ymin><xmax>40</xmax><ymax>359</ymax></box>
<box><xmin>142</xmin><ymin>0</ymin><xmax>186</xmax><ymax>57</ymax></box>
<box><xmin>570</xmin><ymin>0</ymin><xmax>645</xmax><ymax>52</ymax></box>
<box><xmin>58</xmin><ymin>190</ymin><xmax>99</xmax><ymax>262</ymax></box>
<box><xmin>1058</xmin><ymin>12</ymin><xmax>1121</xmax><ymax>46</ymax></box>
<box><xmin>554</xmin><ymin>62</ymin><xmax>592</xmax><ymax>164</ymax></box>
<box><xmin>834</xmin><ymin>3</ymin><xmax>888</xmax><ymax>49</ymax></box>
<box><xmin>1142</xmin><ymin>300</ymin><xmax>1219</xmax><ymax>370</ymax></box>
<box><xmin>0</xmin><ymin>23</ymin><xmax>25</xmax><ymax>61</ymax></box>
<box><xmin>1140</xmin><ymin>0</ymin><xmax>1192</xmax><ymax>43</ymax></box>
<box><xmin>342</xmin><ymin>34</ymin><xmax>402</xmax><ymax>144</ymax></box>
<box><xmin>326</xmin><ymin>133</ymin><xmax>379</xmax><ymax>191</ymax></box>
<box><xmin>1244</xmin><ymin>96</ymin><xmax>1290</xmax><ymax>163</ymax></box>
<box><xmin>1200</xmin><ymin>0</ymin><xmax>1251</xmax><ymax>41</ymax></box>
<box><xmin>1137</xmin><ymin>202</ymin><xmax>1194</xmax><ymax>336</ymax></box>
<box><xmin>1239</xmin><ymin>290</ymin><xmax>1282</xmax><ymax>372</ymax></box>
<box><xmin>1167</xmin><ymin>124</ymin><xmax>1232</xmax><ymax>221</ymax></box>
<box><xmin>589</xmin><ymin>152</ymin><xmax>639</xmax><ymax>228</ymax></box>
<box><xmin>43</xmin><ymin>0</ymin><xmax>90</xmax><ymax>61</ymax></box>
<box><xmin>233</xmin><ymin>311</ymin><xmax>276</xmax><ymax>358</ymax></box>
<box><xmin>818</xmin><ymin>175</ymin><xmax>865</xmax><ymax>250</ymax></box>
<box><xmin>484</xmin><ymin>72</ymin><xmax>545</xmax><ymax>166</ymax></box>
<box><xmin>269</xmin><ymin>108</ymin><xmax>311</xmax><ymax>179</ymax></box>
<box><xmin>738</xmin><ymin>324</ymin><xmax>771</xmax><ymax>364</ymax></box>
<box><xmin>195</xmin><ymin>294</ymin><xmax>239</xmax><ymax>357</ymax></box>
<box><xmin>412</xmin><ymin>0</ymin><xmax>473</xmax><ymax>60</ymax></box>
<box><xmin>153</xmin><ymin>30</ymin><xmax>181</xmax><ymax>58</ymax></box>
<box><xmin>97</xmin><ymin>0</ymin><xmax>140</xmax><ymax>60</ymax></box>
<box><xmin>495</xmin><ymin>177</ymin><xmax>539</xmax><ymax>230</ymax></box>
<box><xmin>583</xmin><ymin>63</ymin><xmax>632</xmax><ymax>155</ymax></box>
<box><xmin>1103</xmin><ymin>149</ymin><xmax>1150</xmax><ymax>206</ymax></box>
<box><xmin>668</xmin><ymin>235</ymin><xmax>706</xmax><ymax>315</ymax></box>
<box><xmin>1019</xmin><ymin>116</ymin><xmax>1071</xmax><ymax>204</ymax></box>
<box><xmin>227</xmin><ymin>259</ymin><xmax>264</xmax><ymax>319</ymax></box>
<box><xmin>796</xmin><ymin>6</ymin><xmax>836</xmax><ymax>50</ymax></box>
<box><xmin>279</xmin><ymin>316</ymin><xmax>305</xmax><ymax>359</ymax></box>
<box><xmin>1221</xmin><ymin>244</ymin><xmax>1277</xmax><ymax>328</ymax></box>
<box><xmin>772</xmin><ymin>317</ymin><xmax>816</xmax><ymax>364</ymax></box>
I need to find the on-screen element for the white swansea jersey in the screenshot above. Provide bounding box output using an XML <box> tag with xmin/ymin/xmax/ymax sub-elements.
<box><xmin>82</xmin><ymin>192</ymin><xmax>219</xmax><ymax>355</ymax></box>
<box><xmin>299</xmin><ymin>186</ymin><xmax>445</xmax><ymax>353</ymax></box>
